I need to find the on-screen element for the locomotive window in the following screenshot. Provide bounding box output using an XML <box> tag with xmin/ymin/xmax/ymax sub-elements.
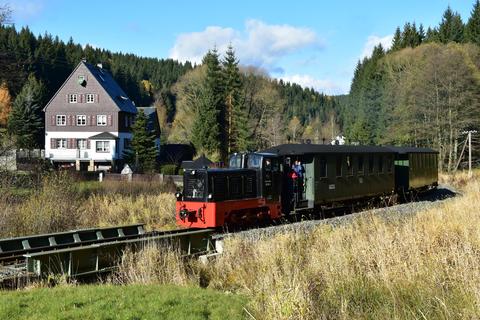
<box><xmin>358</xmin><ymin>155</ymin><xmax>364</xmax><ymax>175</ymax></box>
<box><xmin>378</xmin><ymin>156</ymin><xmax>384</xmax><ymax>173</ymax></box>
<box><xmin>247</xmin><ymin>154</ymin><xmax>262</xmax><ymax>168</ymax></box>
<box><xmin>184</xmin><ymin>171</ymin><xmax>206</xmax><ymax>200</ymax></box>
<box><xmin>319</xmin><ymin>157</ymin><xmax>327</xmax><ymax>178</ymax></box>
<box><xmin>336</xmin><ymin>156</ymin><xmax>342</xmax><ymax>177</ymax></box>
<box><xmin>229</xmin><ymin>155</ymin><xmax>242</xmax><ymax>168</ymax></box>
<box><xmin>346</xmin><ymin>155</ymin><xmax>353</xmax><ymax>176</ymax></box>
<box><xmin>368</xmin><ymin>155</ymin><xmax>375</xmax><ymax>174</ymax></box>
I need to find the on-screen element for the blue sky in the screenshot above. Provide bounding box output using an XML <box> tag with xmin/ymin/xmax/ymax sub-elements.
<box><xmin>7</xmin><ymin>0</ymin><xmax>475</xmax><ymax>95</ymax></box>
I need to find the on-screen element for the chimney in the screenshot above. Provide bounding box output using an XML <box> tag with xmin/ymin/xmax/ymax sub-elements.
<box><xmin>97</xmin><ymin>63</ymin><xmax>103</xmax><ymax>69</ymax></box>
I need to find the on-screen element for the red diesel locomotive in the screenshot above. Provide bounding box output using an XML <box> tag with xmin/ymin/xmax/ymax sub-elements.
<box><xmin>176</xmin><ymin>153</ymin><xmax>282</xmax><ymax>228</ymax></box>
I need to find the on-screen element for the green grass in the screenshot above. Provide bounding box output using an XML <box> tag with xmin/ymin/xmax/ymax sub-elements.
<box><xmin>0</xmin><ymin>284</ymin><xmax>248</xmax><ymax>320</ymax></box>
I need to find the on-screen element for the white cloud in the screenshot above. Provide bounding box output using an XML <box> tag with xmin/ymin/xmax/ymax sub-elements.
<box><xmin>280</xmin><ymin>74</ymin><xmax>348</xmax><ymax>95</ymax></box>
<box><xmin>360</xmin><ymin>34</ymin><xmax>393</xmax><ymax>60</ymax></box>
<box><xmin>169</xmin><ymin>19</ymin><xmax>323</xmax><ymax>70</ymax></box>
<box><xmin>10</xmin><ymin>0</ymin><xmax>44</xmax><ymax>20</ymax></box>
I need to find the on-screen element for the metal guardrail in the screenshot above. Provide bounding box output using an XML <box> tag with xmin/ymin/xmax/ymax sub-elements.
<box><xmin>0</xmin><ymin>224</ymin><xmax>145</xmax><ymax>263</ymax></box>
<box><xmin>24</xmin><ymin>228</ymin><xmax>216</xmax><ymax>278</ymax></box>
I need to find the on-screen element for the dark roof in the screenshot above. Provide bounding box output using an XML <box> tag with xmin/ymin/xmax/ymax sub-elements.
<box><xmin>384</xmin><ymin>146</ymin><xmax>438</xmax><ymax>154</ymax></box>
<box><xmin>181</xmin><ymin>155</ymin><xmax>213</xmax><ymax>169</ymax></box>
<box><xmin>89</xmin><ymin>132</ymin><xmax>118</xmax><ymax>140</ymax></box>
<box><xmin>137</xmin><ymin>107</ymin><xmax>160</xmax><ymax>135</ymax></box>
<box><xmin>83</xmin><ymin>62</ymin><xmax>137</xmax><ymax>113</ymax></box>
<box><xmin>261</xmin><ymin>143</ymin><xmax>395</xmax><ymax>155</ymax></box>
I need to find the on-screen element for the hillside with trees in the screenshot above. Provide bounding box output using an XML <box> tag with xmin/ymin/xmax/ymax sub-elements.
<box><xmin>341</xmin><ymin>1</ymin><xmax>480</xmax><ymax>171</ymax></box>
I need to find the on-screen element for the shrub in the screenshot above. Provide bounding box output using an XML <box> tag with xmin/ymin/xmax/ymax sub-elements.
<box><xmin>160</xmin><ymin>164</ymin><xmax>177</xmax><ymax>175</ymax></box>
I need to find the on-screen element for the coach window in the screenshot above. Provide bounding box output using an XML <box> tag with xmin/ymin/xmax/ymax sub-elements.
<box><xmin>387</xmin><ymin>156</ymin><xmax>393</xmax><ymax>173</ymax></box>
<box><xmin>336</xmin><ymin>156</ymin><xmax>342</xmax><ymax>177</ymax></box>
<box><xmin>368</xmin><ymin>155</ymin><xmax>375</xmax><ymax>174</ymax></box>
<box><xmin>358</xmin><ymin>155</ymin><xmax>364</xmax><ymax>175</ymax></box>
<box><xmin>319</xmin><ymin>157</ymin><xmax>327</xmax><ymax>178</ymax></box>
<box><xmin>346</xmin><ymin>155</ymin><xmax>353</xmax><ymax>176</ymax></box>
<box><xmin>378</xmin><ymin>156</ymin><xmax>384</xmax><ymax>174</ymax></box>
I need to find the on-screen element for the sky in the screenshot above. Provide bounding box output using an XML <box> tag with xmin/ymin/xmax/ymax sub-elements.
<box><xmin>6</xmin><ymin>0</ymin><xmax>475</xmax><ymax>95</ymax></box>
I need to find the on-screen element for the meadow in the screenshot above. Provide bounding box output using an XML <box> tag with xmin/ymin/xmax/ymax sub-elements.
<box><xmin>1</xmin><ymin>170</ymin><xmax>479</xmax><ymax>319</ymax></box>
<box><xmin>111</xmin><ymin>171</ymin><xmax>480</xmax><ymax>319</ymax></box>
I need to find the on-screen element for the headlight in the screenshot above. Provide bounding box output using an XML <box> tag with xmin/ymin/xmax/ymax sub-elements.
<box><xmin>208</xmin><ymin>193</ymin><xmax>212</xmax><ymax>199</ymax></box>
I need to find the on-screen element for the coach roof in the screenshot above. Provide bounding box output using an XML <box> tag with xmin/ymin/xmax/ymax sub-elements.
<box><xmin>261</xmin><ymin>143</ymin><xmax>395</xmax><ymax>155</ymax></box>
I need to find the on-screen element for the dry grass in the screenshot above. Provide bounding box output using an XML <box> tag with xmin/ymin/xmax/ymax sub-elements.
<box><xmin>205</xmin><ymin>179</ymin><xmax>480</xmax><ymax>319</ymax></box>
<box><xmin>0</xmin><ymin>172</ymin><xmax>177</xmax><ymax>238</ymax></box>
<box><xmin>80</xmin><ymin>192</ymin><xmax>177</xmax><ymax>231</ymax></box>
<box><xmin>113</xmin><ymin>177</ymin><xmax>480</xmax><ymax>319</ymax></box>
<box><xmin>111</xmin><ymin>243</ymin><xmax>195</xmax><ymax>286</ymax></box>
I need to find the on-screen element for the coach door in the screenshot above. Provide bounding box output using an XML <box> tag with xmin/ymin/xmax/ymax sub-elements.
<box><xmin>262</xmin><ymin>156</ymin><xmax>281</xmax><ymax>202</ymax></box>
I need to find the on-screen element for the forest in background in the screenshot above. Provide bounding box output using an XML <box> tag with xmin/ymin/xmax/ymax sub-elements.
<box><xmin>1</xmin><ymin>2</ymin><xmax>480</xmax><ymax>168</ymax></box>
<box><xmin>342</xmin><ymin>2</ymin><xmax>480</xmax><ymax>171</ymax></box>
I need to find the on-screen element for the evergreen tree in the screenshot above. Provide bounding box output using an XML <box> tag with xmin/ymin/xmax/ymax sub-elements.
<box><xmin>123</xmin><ymin>110</ymin><xmax>157</xmax><ymax>172</ymax></box>
<box><xmin>191</xmin><ymin>50</ymin><xmax>224</xmax><ymax>160</ymax></box>
<box><xmin>7</xmin><ymin>74</ymin><xmax>45</xmax><ymax>149</ymax></box>
<box><xmin>222</xmin><ymin>45</ymin><xmax>249</xmax><ymax>153</ymax></box>
<box><xmin>438</xmin><ymin>6</ymin><xmax>465</xmax><ymax>43</ymax></box>
<box><xmin>466</xmin><ymin>0</ymin><xmax>480</xmax><ymax>45</ymax></box>
<box><xmin>391</xmin><ymin>27</ymin><xmax>402</xmax><ymax>51</ymax></box>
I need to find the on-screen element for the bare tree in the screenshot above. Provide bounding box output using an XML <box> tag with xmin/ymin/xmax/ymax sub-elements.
<box><xmin>0</xmin><ymin>4</ymin><xmax>12</xmax><ymax>25</ymax></box>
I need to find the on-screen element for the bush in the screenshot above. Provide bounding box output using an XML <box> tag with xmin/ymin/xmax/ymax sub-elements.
<box><xmin>160</xmin><ymin>164</ymin><xmax>177</xmax><ymax>175</ymax></box>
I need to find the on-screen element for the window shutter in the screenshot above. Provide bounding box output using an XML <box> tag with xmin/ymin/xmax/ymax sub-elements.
<box><xmin>51</xmin><ymin>138</ymin><xmax>56</xmax><ymax>149</ymax></box>
<box><xmin>66</xmin><ymin>94</ymin><xmax>68</xmax><ymax>103</ymax></box>
<box><xmin>67</xmin><ymin>138</ymin><xmax>71</xmax><ymax>149</ymax></box>
<box><xmin>72</xmin><ymin>138</ymin><xmax>76</xmax><ymax>149</ymax></box>
<box><xmin>91</xmin><ymin>115</ymin><xmax>95</xmax><ymax>126</ymax></box>
<box><xmin>51</xmin><ymin>115</ymin><xmax>55</xmax><ymax>126</ymax></box>
<box><xmin>80</xmin><ymin>94</ymin><xmax>84</xmax><ymax>103</ymax></box>
<box><xmin>87</xmin><ymin>139</ymin><xmax>90</xmax><ymax>149</ymax></box>
<box><xmin>107</xmin><ymin>115</ymin><xmax>112</xmax><ymax>126</ymax></box>
<box><xmin>96</xmin><ymin>94</ymin><xmax>99</xmax><ymax>103</ymax></box>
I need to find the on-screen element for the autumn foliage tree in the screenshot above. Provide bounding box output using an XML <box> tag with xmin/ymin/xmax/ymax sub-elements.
<box><xmin>0</xmin><ymin>82</ymin><xmax>12</xmax><ymax>127</ymax></box>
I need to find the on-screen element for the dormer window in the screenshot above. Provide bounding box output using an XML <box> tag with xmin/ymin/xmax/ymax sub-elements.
<box><xmin>69</xmin><ymin>94</ymin><xmax>78</xmax><ymax>103</ymax></box>
<box><xmin>86</xmin><ymin>94</ymin><xmax>95</xmax><ymax>103</ymax></box>
<box><xmin>78</xmin><ymin>75</ymin><xmax>86</xmax><ymax>86</ymax></box>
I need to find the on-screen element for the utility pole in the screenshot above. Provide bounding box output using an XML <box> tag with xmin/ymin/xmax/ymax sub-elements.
<box><xmin>461</xmin><ymin>130</ymin><xmax>477</xmax><ymax>177</ymax></box>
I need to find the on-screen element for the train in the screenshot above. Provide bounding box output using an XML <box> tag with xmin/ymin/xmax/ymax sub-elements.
<box><xmin>175</xmin><ymin>144</ymin><xmax>438</xmax><ymax>229</ymax></box>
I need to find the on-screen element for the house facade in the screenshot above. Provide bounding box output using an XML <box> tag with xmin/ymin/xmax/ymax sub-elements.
<box><xmin>43</xmin><ymin>61</ymin><xmax>138</xmax><ymax>171</ymax></box>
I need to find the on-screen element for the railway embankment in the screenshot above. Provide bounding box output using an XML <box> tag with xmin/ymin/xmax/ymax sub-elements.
<box><xmin>202</xmin><ymin>177</ymin><xmax>479</xmax><ymax>319</ymax></box>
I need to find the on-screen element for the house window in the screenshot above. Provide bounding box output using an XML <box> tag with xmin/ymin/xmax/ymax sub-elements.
<box><xmin>76</xmin><ymin>115</ymin><xmax>86</xmax><ymax>126</ymax></box>
<box><xmin>86</xmin><ymin>94</ymin><xmax>95</xmax><ymax>103</ymax></box>
<box><xmin>77</xmin><ymin>139</ymin><xmax>87</xmax><ymax>149</ymax></box>
<box><xmin>56</xmin><ymin>115</ymin><xmax>66</xmax><ymax>126</ymax></box>
<box><xmin>336</xmin><ymin>156</ymin><xmax>342</xmax><ymax>177</ymax></box>
<box><xmin>96</xmin><ymin>141</ymin><xmax>110</xmax><ymax>153</ymax></box>
<box><xmin>69</xmin><ymin>94</ymin><xmax>78</xmax><ymax>103</ymax></box>
<box><xmin>57</xmin><ymin>138</ymin><xmax>67</xmax><ymax>149</ymax></box>
<box><xmin>97</xmin><ymin>115</ymin><xmax>107</xmax><ymax>126</ymax></box>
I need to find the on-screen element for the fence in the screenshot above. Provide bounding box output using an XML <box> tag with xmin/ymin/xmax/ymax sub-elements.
<box><xmin>103</xmin><ymin>173</ymin><xmax>183</xmax><ymax>185</ymax></box>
